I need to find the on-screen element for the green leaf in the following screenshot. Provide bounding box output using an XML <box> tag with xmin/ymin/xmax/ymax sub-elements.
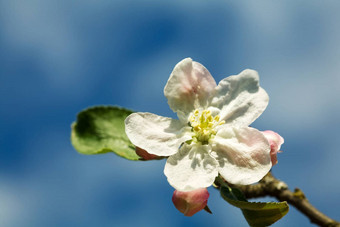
<box><xmin>71</xmin><ymin>106</ymin><xmax>140</xmax><ymax>160</ymax></box>
<box><xmin>220</xmin><ymin>185</ymin><xmax>289</xmax><ymax>227</ymax></box>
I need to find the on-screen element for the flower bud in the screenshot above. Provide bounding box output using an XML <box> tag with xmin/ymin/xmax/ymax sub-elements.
<box><xmin>135</xmin><ymin>147</ymin><xmax>159</xmax><ymax>160</ymax></box>
<box><xmin>262</xmin><ymin>130</ymin><xmax>284</xmax><ymax>166</ymax></box>
<box><xmin>172</xmin><ymin>188</ymin><xmax>209</xmax><ymax>216</ymax></box>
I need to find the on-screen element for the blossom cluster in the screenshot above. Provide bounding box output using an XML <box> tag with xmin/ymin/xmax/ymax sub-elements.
<box><xmin>125</xmin><ymin>58</ymin><xmax>283</xmax><ymax>215</ymax></box>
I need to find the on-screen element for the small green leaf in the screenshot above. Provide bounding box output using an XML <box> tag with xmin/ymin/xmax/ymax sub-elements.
<box><xmin>220</xmin><ymin>186</ymin><xmax>289</xmax><ymax>227</ymax></box>
<box><xmin>71</xmin><ymin>106</ymin><xmax>140</xmax><ymax>160</ymax></box>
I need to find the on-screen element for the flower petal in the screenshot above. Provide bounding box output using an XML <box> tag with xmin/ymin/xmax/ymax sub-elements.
<box><xmin>210</xmin><ymin>69</ymin><xmax>269</xmax><ymax>126</ymax></box>
<box><xmin>164</xmin><ymin>58</ymin><xmax>217</xmax><ymax>121</ymax></box>
<box><xmin>125</xmin><ymin>112</ymin><xmax>191</xmax><ymax>156</ymax></box>
<box><xmin>262</xmin><ymin>130</ymin><xmax>284</xmax><ymax>152</ymax></box>
<box><xmin>164</xmin><ymin>143</ymin><xmax>218</xmax><ymax>191</ymax></box>
<box><xmin>262</xmin><ymin>130</ymin><xmax>284</xmax><ymax>166</ymax></box>
<box><xmin>210</xmin><ymin>127</ymin><xmax>271</xmax><ymax>185</ymax></box>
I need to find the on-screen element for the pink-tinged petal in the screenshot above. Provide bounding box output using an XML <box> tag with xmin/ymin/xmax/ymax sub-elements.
<box><xmin>135</xmin><ymin>147</ymin><xmax>160</xmax><ymax>160</ymax></box>
<box><xmin>164</xmin><ymin>58</ymin><xmax>217</xmax><ymax>121</ymax></box>
<box><xmin>262</xmin><ymin>130</ymin><xmax>284</xmax><ymax>166</ymax></box>
<box><xmin>172</xmin><ymin>188</ymin><xmax>209</xmax><ymax>216</ymax></box>
<box><xmin>210</xmin><ymin>127</ymin><xmax>271</xmax><ymax>185</ymax></box>
<box><xmin>164</xmin><ymin>143</ymin><xmax>218</xmax><ymax>191</ymax></box>
<box><xmin>125</xmin><ymin>112</ymin><xmax>192</xmax><ymax>156</ymax></box>
<box><xmin>210</xmin><ymin>69</ymin><xmax>269</xmax><ymax>127</ymax></box>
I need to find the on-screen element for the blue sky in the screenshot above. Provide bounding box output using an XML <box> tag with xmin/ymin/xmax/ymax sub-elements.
<box><xmin>1</xmin><ymin>1</ymin><xmax>340</xmax><ymax>226</ymax></box>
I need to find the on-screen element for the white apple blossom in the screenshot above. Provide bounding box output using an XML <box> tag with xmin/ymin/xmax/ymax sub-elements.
<box><xmin>125</xmin><ymin>58</ymin><xmax>272</xmax><ymax>191</ymax></box>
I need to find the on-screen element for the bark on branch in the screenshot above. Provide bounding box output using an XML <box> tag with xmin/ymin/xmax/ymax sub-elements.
<box><xmin>233</xmin><ymin>172</ymin><xmax>340</xmax><ymax>227</ymax></box>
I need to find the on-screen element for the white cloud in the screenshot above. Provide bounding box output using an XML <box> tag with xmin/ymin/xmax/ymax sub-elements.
<box><xmin>0</xmin><ymin>0</ymin><xmax>91</xmax><ymax>95</ymax></box>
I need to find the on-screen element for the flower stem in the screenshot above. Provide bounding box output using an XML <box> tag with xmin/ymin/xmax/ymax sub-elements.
<box><xmin>221</xmin><ymin>172</ymin><xmax>340</xmax><ymax>227</ymax></box>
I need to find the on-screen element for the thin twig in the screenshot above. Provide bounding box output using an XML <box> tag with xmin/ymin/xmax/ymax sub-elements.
<box><xmin>231</xmin><ymin>172</ymin><xmax>340</xmax><ymax>227</ymax></box>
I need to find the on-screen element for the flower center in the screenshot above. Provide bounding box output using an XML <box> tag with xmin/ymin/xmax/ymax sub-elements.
<box><xmin>188</xmin><ymin>109</ymin><xmax>225</xmax><ymax>144</ymax></box>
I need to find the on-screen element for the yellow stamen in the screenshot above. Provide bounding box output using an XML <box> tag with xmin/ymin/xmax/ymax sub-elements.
<box><xmin>188</xmin><ymin>109</ymin><xmax>225</xmax><ymax>144</ymax></box>
<box><xmin>219</xmin><ymin>120</ymin><xmax>225</xmax><ymax>125</ymax></box>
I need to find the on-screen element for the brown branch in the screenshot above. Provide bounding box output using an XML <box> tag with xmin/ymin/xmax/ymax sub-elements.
<box><xmin>233</xmin><ymin>172</ymin><xmax>340</xmax><ymax>227</ymax></box>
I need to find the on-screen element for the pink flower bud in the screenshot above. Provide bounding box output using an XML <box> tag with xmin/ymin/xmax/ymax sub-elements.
<box><xmin>172</xmin><ymin>188</ymin><xmax>209</xmax><ymax>216</ymax></box>
<box><xmin>135</xmin><ymin>147</ymin><xmax>160</xmax><ymax>160</ymax></box>
<box><xmin>262</xmin><ymin>130</ymin><xmax>284</xmax><ymax>166</ymax></box>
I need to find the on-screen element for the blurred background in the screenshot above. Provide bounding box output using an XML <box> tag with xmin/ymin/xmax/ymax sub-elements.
<box><xmin>1</xmin><ymin>1</ymin><xmax>340</xmax><ymax>226</ymax></box>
